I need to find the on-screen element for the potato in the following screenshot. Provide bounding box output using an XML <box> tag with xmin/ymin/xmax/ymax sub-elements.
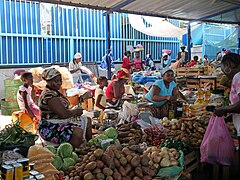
<box><xmin>126</xmin><ymin>154</ymin><xmax>133</xmax><ymax>163</ymax></box>
<box><xmin>133</xmin><ymin>177</ymin><xmax>141</xmax><ymax>180</ymax></box>
<box><xmin>140</xmin><ymin>155</ymin><xmax>149</xmax><ymax>166</ymax></box>
<box><xmin>122</xmin><ymin>147</ymin><xmax>131</xmax><ymax>155</ymax></box>
<box><xmin>130</xmin><ymin>155</ymin><xmax>140</xmax><ymax>167</ymax></box>
<box><xmin>115</xmin><ymin>152</ymin><xmax>121</xmax><ymax>159</ymax></box>
<box><xmin>129</xmin><ymin>145</ymin><xmax>139</xmax><ymax>151</ymax></box>
<box><xmin>112</xmin><ymin>171</ymin><xmax>122</xmax><ymax>180</ymax></box>
<box><xmin>135</xmin><ymin>167</ymin><xmax>143</xmax><ymax>177</ymax></box>
<box><xmin>122</xmin><ymin>176</ymin><xmax>131</xmax><ymax>180</ymax></box>
<box><xmin>128</xmin><ymin>170</ymin><xmax>135</xmax><ymax>177</ymax></box>
<box><xmin>83</xmin><ymin>170</ymin><xmax>90</xmax><ymax>176</ymax></box>
<box><xmin>94</xmin><ymin>149</ymin><xmax>104</xmax><ymax>158</ymax></box>
<box><xmin>106</xmin><ymin>176</ymin><xmax>113</xmax><ymax>180</ymax></box>
<box><xmin>89</xmin><ymin>154</ymin><xmax>97</xmax><ymax>161</ymax></box>
<box><xmin>96</xmin><ymin>173</ymin><xmax>105</xmax><ymax>180</ymax></box>
<box><xmin>73</xmin><ymin>176</ymin><xmax>80</xmax><ymax>180</ymax></box>
<box><xmin>84</xmin><ymin>172</ymin><xmax>93</xmax><ymax>180</ymax></box>
<box><xmin>129</xmin><ymin>139</ymin><xmax>136</xmax><ymax>145</ymax></box>
<box><xmin>102</xmin><ymin>154</ymin><xmax>112</xmax><ymax>166</ymax></box>
<box><xmin>85</xmin><ymin>162</ymin><xmax>96</xmax><ymax>171</ymax></box>
<box><xmin>143</xmin><ymin>175</ymin><xmax>153</xmax><ymax>180</ymax></box>
<box><xmin>92</xmin><ymin>168</ymin><xmax>102</xmax><ymax>175</ymax></box>
<box><xmin>113</xmin><ymin>158</ymin><xmax>121</xmax><ymax>168</ymax></box>
<box><xmin>118</xmin><ymin>166</ymin><xmax>126</xmax><ymax>176</ymax></box>
<box><xmin>104</xmin><ymin>149</ymin><xmax>115</xmax><ymax>158</ymax></box>
<box><xmin>87</xmin><ymin>152</ymin><xmax>93</xmax><ymax>156</ymax></box>
<box><xmin>124</xmin><ymin>164</ymin><xmax>132</xmax><ymax>175</ymax></box>
<box><xmin>69</xmin><ymin>172</ymin><xmax>74</xmax><ymax>177</ymax></box>
<box><xmin>103</xmin><ymin>168</ymin><xmax>113</xmax><ymax>176</ymax></box>
<box><xmin>96</xmin><ymin>160</ymin><xmax>104</xmax><ymax>169</ymax></box>
<box><xmin>142</xmin><ymin>166</ymin><xmax>155</xmax><ymax>177</ymax></box>
<box><xmin>119</xmin><ymin>157</ymin><xmax>128</xmax><ymax>166</ymax></box>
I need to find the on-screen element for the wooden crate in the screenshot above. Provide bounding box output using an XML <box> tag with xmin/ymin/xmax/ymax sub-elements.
<box><xmin>199</xmin><ymin>78</ymin><xmax>216</xmax><ymax>90</ymax></box>
<box><xmin>82</xmin><ymin>98</ymin><xmax>93</xmax><ymax>111</ymax></box>
<box><xmin>216</xmin><ymin>76</ymin><xmax>224</xmax><ymax>90</ymax></box>
<box><xmin>184</xmin><ymin>150</ymin><xmax>199</xmax><ymax>173</ymax></box>
<box><xmin>177</xmin><ymin>67</ymin><xmax>204</xmax><ymax>77</ymax></box>
<box><xmin>186</xmin><ymin>78</ymin><xmax>200</xmax><ymax>89</ymax></box>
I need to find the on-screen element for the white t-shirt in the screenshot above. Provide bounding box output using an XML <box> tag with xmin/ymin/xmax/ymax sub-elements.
<box><xmin>94</xmin><ymin>87</ymin><xmax>106</xmax><ymax>110</ymax></box>
<box><xmin>69</xmin><ymin>60</ymin><xmax>83</xmax><ymax>84</ymax></box>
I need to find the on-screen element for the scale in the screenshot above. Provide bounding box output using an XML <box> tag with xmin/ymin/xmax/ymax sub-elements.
<box><xmin>101</xmin><ymin>109</ymin><xmax>119</xmax><ymax>129</ymax></box>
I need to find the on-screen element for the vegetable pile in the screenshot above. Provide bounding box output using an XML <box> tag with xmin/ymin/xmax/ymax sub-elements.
<box><xmin>163</xmin><ymin>119</ymin><xmax>208</xmax><ymax>147</ymax></box>
<box><xmin>69</xmin><ymin>144</ymin><xmax>156</xmax><ymax>180</ymax></box>
<box><xmin>144</xmin><ymin>125</ymin><xmax>165</xmax><ymax>146</ymax></box>
<box><xmin>117</xmin><ymin>122</ymin><xmax>147</xmax><ymax>144</ymax></box>
<box><xmin>160</xmin><ymin>139</ymin><xmax>193</xmax><ymax>155</ymax></box>
<box><xmin>0</xmin><ymin>120</ymin><xmax>37</xmax><ymax>149</ymax></box>
<box><xmin>144</xmin><ymin>147</ymin><xmax>180</xmax><ymax>170</ymax></box>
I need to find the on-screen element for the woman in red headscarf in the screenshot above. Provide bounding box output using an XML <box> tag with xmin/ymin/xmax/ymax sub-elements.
<box><xmin>105</xmin><ymin>70</ymin><xmax>129</xmax><ymax>106</ymax></box>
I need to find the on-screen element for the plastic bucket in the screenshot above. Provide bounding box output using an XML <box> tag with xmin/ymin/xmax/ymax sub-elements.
<box><xmin>4</xmin><ymin>78</ymin><xmax>22</xmax><ymax>101</ymax></box>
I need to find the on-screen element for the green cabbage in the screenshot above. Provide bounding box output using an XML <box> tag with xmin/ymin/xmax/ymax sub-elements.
<box><xmin>71</xmin><ymin>152</ymin><xmax>79</xmax><ymax>163</ymax></box>
<box><xmin>52</xmin><ymin>155</ymin><xmax>63</xmax><ymax>170</ymax></box>
<box><xmin>104</xmin><ymin>127</ymin><xmax>118</xmax><ymax>139</ymax></box>
<box><xmin>62</xmin><ymin>158</ymin><xmax>75</xmax><ymax>171</ymax></box>
<box><xmin>46</xmin><ymin>145</ymin><xmax>56</xmax><ymax>154</ymax></box>
<box><xmin>57</xmin><ymin>143</ymin><xmax>73</xmax><ymax>158</ymax></box>
<box><xmin>93</xmin><ymin>134</ymin><xmax>108</xmax><ymax>146</ymax></box>
<box><xmin>88</xmin><ymin>139</ymin><xmax>94</xmax><ymax>146</ymax></box>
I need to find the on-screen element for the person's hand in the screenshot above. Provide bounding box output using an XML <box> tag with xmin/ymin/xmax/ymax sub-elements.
<box><xmin>214</xmin><ymin>107</ymin><xmax>227</xmax><ymax>117</ymax></box>
<box><xmin>166</xmin><ymin>96</ymin><xmax>171</xmax><ymax>101</ymax></box>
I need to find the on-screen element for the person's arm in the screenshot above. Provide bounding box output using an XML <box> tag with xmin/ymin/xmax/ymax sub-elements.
<box><xmin>170</xmin><ymin>87</ymin><xmax>178</xmax><ymax>102</ymax></box>
<box><xmin>178</xmin><ymin>89</ymin><xmax>187</xmax><ymax>101</ymax></box>
<box><xmin>151</xmin><ymin>85</ymin><xmax>170</xmax><ymax>102</ymax></box>
<box><xmin>214</xmin><ymin>95</ymin><xmax>240</xmax><ymax>117</ymax></box>
<box><xmin>95</xmin><ymin>94</ymin><xmax>105</xmax><ymax>110</ymax></box>
<box><xmin>47</xmin><ymin>97</ymin><xmax>83</xmax><ymax>119</ymax></box>
<box><xmin>22</xmin><ymin>91</ymin><xmax>35</xmax><ymax>118</ymax></box>
<box><xmin>69</xmin><ymin>62</ymin><xmax>80</xmax><ymax>74</ymax></box>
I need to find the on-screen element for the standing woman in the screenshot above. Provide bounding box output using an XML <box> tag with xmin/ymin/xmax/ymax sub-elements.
<box><xmin>133</xmin><ymin>51</ymin><xmax>143</xmax><ymax>71</ymax></box>
<box><xmin>214</xmin><ymin>53</ymin><xmax>240</xmax><ymax>144</ymax></box>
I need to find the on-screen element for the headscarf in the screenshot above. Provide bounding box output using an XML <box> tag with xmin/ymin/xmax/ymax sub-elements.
<box><xmin>74</xmin><ymin>52</ymin><xmax>82</xmax><ymax>59</ymax></box>
<box><xmin>161</xmin><ymin>67</ymin><xmax>173</xmax><ymax>76</ymax></box>
<box><xmin>117</xmin><ymin>70</ymin><xmax>129</xmax><ymax>79</ymax></box>
<box><xmin>42</xmin><ymin>68</ymin><xmax>61</xmax><ymax>81</ymax></box>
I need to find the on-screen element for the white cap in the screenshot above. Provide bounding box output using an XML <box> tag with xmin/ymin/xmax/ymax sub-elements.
<box><xmin>162</xmin><ymin>52</ymin><xmax>168</xmax><ymax>57</ymax></box>
<box><xmin>74</xmin><ymin>52</ymin><xmax>82</xmax><ymax>59</ymax></box>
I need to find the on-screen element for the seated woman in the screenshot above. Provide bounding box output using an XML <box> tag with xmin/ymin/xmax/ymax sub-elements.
<box><xmin>38</xmin><ymin>68</ymin><xmax>92</xmax><ymax>148</ymax></box>
<box><xmin>145</xmin><ymin>68</ymin><xmax>177</xmax><ymax>119</ymax></box>
<box><xmin>105</xmin><ymin>70</ymin><xmax>129</xmax><ymax>107</ymax></box>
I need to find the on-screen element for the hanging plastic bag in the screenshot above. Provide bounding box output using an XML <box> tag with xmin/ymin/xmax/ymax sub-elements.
<box><xmin>200</xmin><ymin>114</ymin><xmax>235</xmax><ymax>166</ymax></box>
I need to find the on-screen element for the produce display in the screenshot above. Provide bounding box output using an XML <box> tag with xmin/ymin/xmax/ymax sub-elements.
<box><xmin>71</xmin><ymin>144</ymin><xmax>156</xmax><ymax>179</ymax></box>
<box><xmin>162</xmin><ymin>117</ymin><xmax>209</xmax><ymax>147</ymax></box>
<box><xmin>160</xmin><ymin>139</ymin><xmax>193</xmax><ymax>155</ymax></box>
<box><xmin>117</xmin><ymin>122</ymin><xmax>147</xmax><ymax>144</ymax></box>
<box><xmin>144</xmin><ymin>147</ymin><xmax>180</xmax><ymax>170</ymax></box>
<box><xmin>144</xmin><ymin>126</ymin><xmax>165</xmax><ymax>146</ymax></box>
<box><xmin>0</xmin><ymin>120</ymin><xmax>38</xmax><ymax>149</ymax></box>
<box><xmin>227</xmin><ymin>122</ymin><xmax>236</xmax><ymax>135</ymax></box>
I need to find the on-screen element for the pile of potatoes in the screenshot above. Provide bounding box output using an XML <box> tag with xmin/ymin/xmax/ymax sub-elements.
<box><xmin>117</xmin><ymin>122</ymin><xmax>147</xmax><ymax>144</ymax></box>
<box><xmin>68</xmin><ymin>145</ymin><xmax>156</xmax><ymax>180</ymax></box>
<box><xmin>144</xmin><ymin>147</ymin><xmax>179</xmax><ymax>170</ymax></box>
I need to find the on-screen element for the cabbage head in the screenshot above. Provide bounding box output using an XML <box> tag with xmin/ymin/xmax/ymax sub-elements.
<box><xmin>46</xmin><ymin>145</ymin><xmax>56</xmax><ymax>154</ymax></box>
<box><xmin>52</xmin><ymin>155</ymin><xmax>63</xmax><ymax>170</ymax></box>
<box><xmin>57</xmin><ymin>143</ymin><xmax>73</xmax><ymax>158</ymax></box>
<box><xmin>62</xmin><ymin>158</ymin><xmax>75</xmax><ymax>171</ymax></box>
<box><xmin>71</xmin><ymin>152</ymin><xmax>79</xmax><ymax>163</ymax></box>
<box><xmin>93</xmin><ymin>134</ymin><xmax>108</xmax><ymax>146</ymax></box>
<box><xmin>104</xmin><ymin>127</ymin><xmax>118</xmax><ymax>139</ymax></box>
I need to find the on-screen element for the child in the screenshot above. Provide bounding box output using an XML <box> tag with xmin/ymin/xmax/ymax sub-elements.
<box><xmin>94</xmin><ymin>76</ymin><xmax>108</xmax><ymax>120</ymax></box>
<box><xmin>17</xmin><ymin>72</ymin><xmax>40</xmax><ymax>122</ymax></box>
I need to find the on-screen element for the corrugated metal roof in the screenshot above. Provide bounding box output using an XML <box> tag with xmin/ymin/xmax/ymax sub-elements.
<box><xmin>36</xmin><ymin>0</ymin><xmax>240</xmax><ymax>24</ymax></box>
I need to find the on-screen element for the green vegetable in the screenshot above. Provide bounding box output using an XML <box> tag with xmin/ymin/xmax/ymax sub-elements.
<box><xmin>93</xmin><ymin>134</ymin><xmax>108</xmax><ymax>146</ymax></box>
<box><xmin>88</xmin><ymin>139</ymin><xmax>94</xmax><ymax>146</ymax></box>
<box><xmin>71</xmin><ymin>152</ymin><xmax>79</xmax><ymax>163</ymax></box>
<box><xmin>160</xmin><ymin>139</ymin><xmax>193</xmax><ymax>154</ymax></box>
<box><xmin>46</xmin><ymin>145</ymin><xmax>56</xmax><ymax>154</ymax></box>
<box><xmin>62</xmin><ymin>157</ymin><xmax>75</xmax><ymax>171</ymax></box>
<box><xmin>52</xmin><ymin>155</ymin><xmax>63</xmax><ymax>170</ymax></box>
<box><xmin>104</xmin><ymin>127</ymin><xmax>118</xmax><ymax>139</ymax></box>
<box><xmin>57</xmin><ymin>142</ymin><xmax>73</xmax><ymax>158</ymax></box>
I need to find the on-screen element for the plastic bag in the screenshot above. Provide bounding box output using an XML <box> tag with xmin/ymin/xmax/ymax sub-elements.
<box><xmin>200</xmin><ymin>115</ymin><xmax>235</xmax><ymax>166</ymax></box>
<box><xmin>118</xmin><ymin>101</ymin><xmax>138</xmax><ymax>121</ymax></box>
<box><xmin>137</xmin><ymin>115</ymin><xmax>164</xmax><ymax>129</ymax></box>
<box><xmin>157</xmin><ymin>150</ymin><xmax>184</xmax><ymax>177</ymax></box>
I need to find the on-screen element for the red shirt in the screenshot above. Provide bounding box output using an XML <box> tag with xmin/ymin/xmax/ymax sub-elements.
<box><xmin>105</xmin><ymin>79</ymin><xmax>124</xmax><ymax>99</ymax></box>
<box><xmin>122</xmin><ymin>56</ymin><xmax>134</xmax><ymax>70</ymax></box>
<box><xmin>186</xmin><ymin>61</ymin><xmax>197</xmax><ymax>67</ymax></box>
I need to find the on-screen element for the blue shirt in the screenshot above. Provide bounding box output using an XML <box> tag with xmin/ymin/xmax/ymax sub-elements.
<box><xmin>145</xmin><ymin>79</ymin><xmax>177</xmax><ymax>107</ymax></box>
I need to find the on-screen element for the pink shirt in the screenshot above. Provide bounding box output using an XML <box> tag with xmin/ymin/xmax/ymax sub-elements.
<box><xmin>17</xmin><ymin>85</ymin><xmax>34</xmax><ymax>110</ymax></box>
<box><xmin>229</xmin><ymin>72</ymin><xmax>240</xmax><ymax>136</ymax></box>
<box><xmin>133</xmin><ymin>58</ymin><xmax>142</xmax><ymax>69</ymax></box>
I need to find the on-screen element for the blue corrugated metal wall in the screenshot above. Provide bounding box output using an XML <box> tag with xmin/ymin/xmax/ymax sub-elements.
<box><xmin>0</xmin><ymin>0</ymin><xmax>180</xmax><ymax>66</ymax></box>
